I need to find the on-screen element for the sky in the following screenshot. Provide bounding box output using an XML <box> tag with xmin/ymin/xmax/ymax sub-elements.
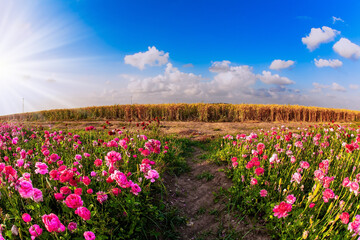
<box><xmin>1</xmin><ymin>0</ymin><xmax>360</xmax><ymax>115</ymax></box>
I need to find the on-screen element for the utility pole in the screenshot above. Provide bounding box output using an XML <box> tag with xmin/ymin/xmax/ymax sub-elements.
<box><xmin>131</xmin><ymin>95</ymin><xmax>133</xmax><ymax>105</ymax></box>
<box><xmin>22</xmin><ymin>98</ymin><xmax>24</xmax><ymax>113</ymax></box>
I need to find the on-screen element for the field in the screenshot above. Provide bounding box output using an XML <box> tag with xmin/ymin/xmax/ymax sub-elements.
<box><xmin>1</xmin><ymin>108</ymin><xmax>360</xmax><ymax>239</ymax></box>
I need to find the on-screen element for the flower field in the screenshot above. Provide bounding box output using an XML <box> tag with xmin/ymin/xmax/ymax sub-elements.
<box><xmin>215</xmin><ymin>123</ymin><xmax>360</xmax><ymax>239</ymax></box>
<box><xmin>0</xmin><ymin>120</ymin><xmax>187</xmax><ymax>239</ymax></box>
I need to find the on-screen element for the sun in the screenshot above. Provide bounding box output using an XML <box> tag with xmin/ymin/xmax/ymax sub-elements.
<box><xmin>0</xmin><ymin>0</ymin><xmax>90</xmax><ymax>116</ymax></box>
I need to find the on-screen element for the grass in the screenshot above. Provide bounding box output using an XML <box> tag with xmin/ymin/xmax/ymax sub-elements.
<box><xmin>196</xmin><ymin>171</ymin><xmax>215</xmax><ymax>181</ymax></box>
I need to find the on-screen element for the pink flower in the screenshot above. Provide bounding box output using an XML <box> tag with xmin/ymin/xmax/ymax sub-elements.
<box><xmin>314</xmin><ymin>170</ymin><xmax>325</xmax><ymax>181</ymax></box>
<box><xmin>75</xmin><ymin>207</ymin><xmax>91</xmax><ymax>221</ymax></box>
<box><xmin>255</xmin><ymin>167</ymin><xmax>264</xmax><ymax>176</ymax></box>
<box><xmin>22</xmin><ymin>213</ymin><xmax>32</xmax><ymax>222</ymax></box>
<box><xmin>300</xmin><ymin>161</ymin><xmax>310</xmax><ymax>169</ymax></box>
<box><xmin>60</xmin><ymin>186</ymin><xmax>71</xmax><ymax>195</ymax></box>
<box><xmin>84</xmin><ymin>231</ymin><xmax>96</xmax><ymax>240</ymax></box>
<box><xmin>96</xmin><ymin>191</ymin><xmax>108</xmax><ymax>204</ymax></box>
<box><xmin>32</xmin><ymin>188</ymin><xmax>43</xmax><ymax>203</ymax></box>
<box><xmin>130</xmin><ymin>181</ymin><xmax>141</xmax><ymax>195</ymax></box>
<box><xmin>54</xmin><ymin>193</ymin><xmax>65</xmax><ymax>201</ymax></box>
<box><xmin>273</xmin><ymin>202</ymin><xmax>292</xmax><ymax>218</ymax></box>
<box><xmin>250</xmin><ymin>178</ymin><xmax>258</xmax><ymax>185</ymax></box>
<box><xmin>350</xmin><ymin>181</ymin><xmax>359</xmax><ymax>196</ymax></box>
<box><xmin>82</xmin><ymin>176</ymin><xmax>91</xmax><ymax>186</ymax></box>
<box><xmin>291</xmin><ymin>172</ymin><xmax>302</xmax><ymax>184</ymax></box>
<box><xmin>42</xmin><ymin>214</ymin><xmax>65</xmax><ymax>233</ymax></box>
<box><xmin>29</xmin><ymin>224</ymin><xmax>42</xmax><ymax>238</ymax></box>
<box><xmin>18</xmin><ymin>181</ymin><xmax>34</xmax><ymax>199</ymax></box>
<box><xmin>94</xmin><ymin>159</ymin><xmax>103</xmax><ymax>167</ymax></box>
<box><xmin>105</xmin><ymin>151</ymin><xmax>121</xmax><ymax>167</ymax></box>
<box><xmin>286</xmin><ymin>194</ymin><xmax>296</xmax><ymax>204</ymax></box>
<box><xmin>67</xmin><ymin>222</ymin><xmax>77</xmax><ymax>232</ymax></box>
<box><xmin>340</xmin><ymin>212</ymin><xmax>350</xmax><ymax>224</ymax></box>
<box><xmin>75</xmin><ymin>154</ymin><xmax>82</xmax><ymax>161</ymax></box>
<box><xmin>348</xmin><ymin>215</ymin><xmax>360</xmax><ymax>235</ymax></box>
<box><xmin>111</xmin><ymin>171</ymin><xmax>128</xmax><ymax>188</ymax></box>
<box><xmin>260</xmin><ymin>189</ymin><xmax>267</xmax><ymax>197</ymax></box>
<box><xmin>65</xmin><ymin>194</ymin><xmax>83</xmax><ymax>209</ymax></box>
<box><xmin>342</xmin><ymin>177</ymin><xmax>351</xmax><ymax>187</ymax></box>
<box><xmin>322</xmin><ymin>188</ymin><xmax>335</xmax><ymax>203</ymax></box>
<box><xmin>145</xmin><ymin>169</ymin><xmax>159</xmax><ymax>182</ymax></box>
<box><xmin>35</xmin><ymin>163</ymin><xmax>48</xmax><ymax>175</ymax></box>
<box><xmin>309</xmin><ymin>203</ymin><xmax>315</xmax><ymax>208</ymax></box>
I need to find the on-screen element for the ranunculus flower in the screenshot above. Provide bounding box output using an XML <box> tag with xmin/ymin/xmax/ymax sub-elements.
<box><xmin>84</xmin><ymin>231</ymin><xmax>96</xmax><ymax>240</ymax></box>
<box><xmin>75</xmin><ymin>207</ymin><xmax>91</xmax><ymax>221</ymax></box>
<box><xmin>250</xmin><ymin>178</ymin><xmax>258</xmax><ymax>185</ymax></box>
<box><xmin>42</xmin><ymin>213</ymin><xmax>65</xmax><ymax>233</ymax></box>
<box><xmin>35</xmin><ymin>162</ymin><xmax>48</xmax><ymax>175</ymax></box>
<box><xmin>286</xmin><ymin>194</ymin><xmax>296</xmax><ymax>205</ymax></box>
<box><xmin>322</xmin><ymin>188</ymin><xmax>335</xmax><ymax>203</ymax></box>
<box><xmin>350</xmin><ymin>181</ymin><xmax>359</xmax><ymax>196</ymax></box>
<box><xmin>255</xmin><ymin>167</ymin><xmax>264</xmax><ymax>176</ymax></box>
<box><xmin>260</xmin><ymin>189</ymin><xmax>267</xmax><ymax>197</ymax></box>
<box><xmin>291</xmin><ymin>172</ymin><xmax>302</xmax><ymax>184</ymax></box>
<box><xmin>67</xmin><ymin>222</ymin><xmax>77</xmax><ymax>232</ymax></box>
<box><xmin>29</xmin><ymin>224</ymin><xmax>43</xmax><ymax>238</ymax></box>
<box><xmin>65</xmin><ymin>194</ymin><xmax>83</xmax><ymax>209</ymax></box>
<box><xmin>22</xmin><ymin>213</ymin><xmax>32</xmax><ymax>222</ymax></box>
<box><xmin>18</xmin><ymin>181</ymin><xmax>34</xmax><ymax>199</ymax></box>
<box><xmin>60</xmin><ymin>186</ymin><xmax>71</xmax><ymax>195</ymax></box>
<box><xmin>273</xmin><ymin>202</ymin><xmax>292</xmax><ymax>218</ymax></box>
<box><xmin>32</xmin><ymin>188</ymin><xmax>43</xmax><ymax>203</ymax></box>
<box><xmin>145</xmin><ymin>169</ymin><xmax>159</xmax><ymax>182</ymax></box>
<box><xmin>340</xmin><ymin>212</ymin><xmax>349</xmax><ymax>224</ymax></box>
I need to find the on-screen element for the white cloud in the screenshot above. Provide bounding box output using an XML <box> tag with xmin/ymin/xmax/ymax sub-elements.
<box><xmin>209</xmin><ymin>60</ymin><xmax>231</xmax><ymax>73</ymax></box>
<box><xmin>312</xmin><ymin>82</ymin><xmax>346</xmax><ymax>92</ymax></box>
<box><xmin>331</xmin><ymin>82</ymin><xmax>346</xmax><ymax>92</ymax></box>
<box><xmin>269</xmin><ymin>59</ymin><xmax>295</xmax><ymax>70</ymax></box>
<box><xmin>332</xmin><ymin>16</ymin><xmax>344</xmax><ymax>24</ymax></box>
<box><xmin>127</xmin><ymin>63</ymin><xmax>203</xmax><ymax>96</ymax></box>
<box><xmin>302</xmin><ymin>26</ymin><xmax>340</xmax><ymax>51</ymax></box>
<box><xmin>333</xmin><ymin>38</ymin><xmax>360</xmax><ymax>59</ymax></box>
<box><xmin>314</xmin><ymin>58</ymin><xmax>343</xmax><ymax>68</ymax></box>
<box><xmin>208</xmin><ymin>64</ymin><xmax>257</xmax><ymax>96</ymax></box>
<box><xmin>124</xmin><ymin>46</ymin><xmax>169</xmax><ymax>70</ymax></box>
<box><xmin>313</xmin><ymin>82</ymin><xmax>329</xmax><ymax>90</ymax></box>
<box><xmin>257</xmin><ymin>71</ymin><xmax>294</xmax><ymax>85</ymax></box>
<box><xmin>349</xmin><ymin>84</ymin><xmax>359</xmax><ymax>90</ymax></box>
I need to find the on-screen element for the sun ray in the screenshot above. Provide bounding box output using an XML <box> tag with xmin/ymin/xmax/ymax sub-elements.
<box><xmin>0</xmin><ymin>0</ymin><xmax>96</xmax><ymax>116</ymax></box>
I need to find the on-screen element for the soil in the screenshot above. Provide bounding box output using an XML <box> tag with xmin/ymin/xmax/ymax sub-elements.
<box><xmin>163</xmin><ymin>146</ymin><xmax>270</xmax><ymax>240</ymax></box>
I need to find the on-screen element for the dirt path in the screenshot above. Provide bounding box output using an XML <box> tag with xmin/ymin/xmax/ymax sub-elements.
<box><xmin>164</xmin><ymin>145</ymin><xmax>270</xmax><ymax>240</ymax></box>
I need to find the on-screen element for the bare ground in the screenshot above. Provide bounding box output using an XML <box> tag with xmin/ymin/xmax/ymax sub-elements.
<box><xmin>163</xmin><ymin>146</ymin><xmax>270</xmax><ymax>240</ymax></box>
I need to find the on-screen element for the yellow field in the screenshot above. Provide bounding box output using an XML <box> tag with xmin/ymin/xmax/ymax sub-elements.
<box><xmin>1</xmin><ymin>103</ymin><xmax>360</xmax><ymax>122</ymax></box>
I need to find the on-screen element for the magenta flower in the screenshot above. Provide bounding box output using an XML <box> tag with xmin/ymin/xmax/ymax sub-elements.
<box><xmin>32</xmin><ymin>188</ymin><xmax>43</xmax><ymax>203</ymax></box>
<box><xmin>286</xmin><ymin>195</ymin><xmax>296</xmax><ymax>204</ymax></box>
<box><xmin>84</xmin><ymin>231</ymin><xmax>96</xmax><ymax>240</ymax></box>
<box><xmin>273</xmin><ymin>202</ymin><xmax>292</xmax><ymax>218</ymax></box>
<box><xmin>67</xmin><ymin>222</ymin><xmax>77</xmax><ymax>232</ymax></box>
<box><xmin>322</xmin><ymin>188</ymin><xmax>335</xmax><ymax>203</ymax></box>
<box><xmin>65</xmin><ymin>194</ymin><xmax>84</xmax><ymax>209</ymax></box>
<box><xmin>35</xmin><ymin>162</ymin><xmax>49</xmax><ymax>175</ymax></box>
<box><xmin>145</xmin><ymin>169</ymin><xmax>159</xmax><ymax>182</ymax></box>
<box><xmin>29</xmin><ymin>224</ymin><xmax>43</xmax><ymax>238</ymax></box>
<box><xmin>42</xmin><ymin>213</ymin><xmax>65</xmax><ymax>233</ymax></box>
<box><xmin>22</xmin><ymin>213</ymin><xmax>32</xmax><ymax>223</ymax></box>
<box><xmin>260</xmin><ymin>189</ymin><xmax>267</xmax><ymax>197</ymax></box>
<box><xmin>18</xmin><ymin>181</ymin><xmax>34</xmax><ymax>199</ymax></box>
<box><xmin>75</xmin><ymin>207</ymin><xmax>91</xmax><ymax>221</ymax></box>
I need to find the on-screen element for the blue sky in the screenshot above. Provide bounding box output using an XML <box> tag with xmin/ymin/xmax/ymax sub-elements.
<box><xmin>1</xmin><ymin>0</ymin><xmax>360</xmax><ymax>115</ymax></box>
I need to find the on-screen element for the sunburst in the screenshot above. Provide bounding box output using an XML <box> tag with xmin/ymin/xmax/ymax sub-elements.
<box><xmin>0</xmin><ymin>0</ymin><xmax>93</xmax><ymax>116</ymax></box>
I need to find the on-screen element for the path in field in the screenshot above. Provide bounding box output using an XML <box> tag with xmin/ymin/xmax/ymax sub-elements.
<box><xmin>164</xmin><ymin>145</ymin><xmax>270</xmax><ymax>240</ymax></box>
